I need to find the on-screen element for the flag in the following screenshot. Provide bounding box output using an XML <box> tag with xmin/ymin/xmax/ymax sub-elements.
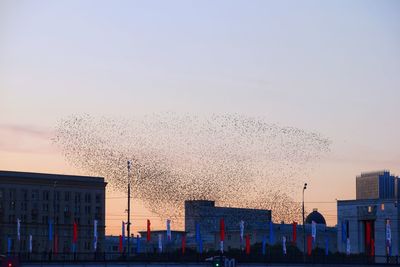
<box><xmin>346</xmin><ymin>238</ymin><xmax>351</xmax><ymax>255</ymax></box>
<box><xmin>365</xmin><ymin>221</ymin><xmax>371</xmax><ymax>245</ymax></box>
<box><xmin>307</xmin><ymin>235</ymin><xmax>312</xmax><ymax>256</ymax></box>
<box><xmin>147</xmin><ymin>220</ymin><xmax>151</xmax><ymax>242</ymax></box>
<box><xmin>239</xmin><ymin>220</ymin><xmax>244</xmax><ymax>243</ymax></box>
<box><xmin>166</xmin><ymin>219</ymin><xmax>171</xmax><ymax>241</ymax></box>
<box><xmin>122</xmin><ymin>221</ymin><xmax>125</xmax><ymax>246</ymax></box>
<box><xmin>182</xmin><ymin>234</ymin><xmax>186</xmax><ymax>254</ymax></box>
<box><xmin>292</xmin><ymin>222</ymin><xmax>297</xmax><ymax>243</ymax></box>
<box><xmin>195</xmin><ymin>222</ymin><xmax>202</xmax><ymax>253</ymax></box>
<box><xmin>220</xmin><ymin>218</ymin><xmax>225</xmax><ymax>253</ymax></box>
<box><xmin>136</xmin><ymin>235</ymin><xmax>140</xmax><ymax>253</ymax></box>
<box><xmin>119</xmin><ymin>235</ymin><xmax>123</xmax><ymax>253</ymax></box>
<box><xmin>54</xmin><ymin>233</ymin><xmax>58</xmax><ymax>255</ymax></box>
<box><xmin>158</xmin><ymin>234</ymin><xmax>162</xmax><ymax>253</ymax></box>
<box><xmin>48</xmin><ymin>219</ymin><xmax>53</xmax><ymax>241</ymax></box>
<box><xmin>93</xmin><ymin>219</ymin><xmax>98</xmax><ymax>251</ymax></box>
<box><xmin>341</xmin><ymin>221</ymin><xmax>347</xmax><ymax>243</ymax></box>
<box><xmin>245</xmin><ymin>234</ymin><xmax>250</xmax><ymax>255</ymax></box>
<box><xmin>282</xmin><ymin>236</ymin><xmax>286</xmax><ymax>255</ymax></box>
<box><xmin>7</xmin><ymin>237</ymin><xmax>11</xmax><ymax>255</ymax></box>
<box><xmin>269</xmin><ymin>221</ymin><xmax>274</xmax><ymax>244</ymax></box>
<box><xmin>17</xmin><ymin>218</ymin><xmax>21</xmax><ymax>241</ymax></box>
<box><xmin>262</xmin><ymin>235</ymin><xmax>266</xmax><ymax>256</ymax></box>
<box><xmin>29</xmin><ymin>235</ymin><xmax>33</xmax><ymax>253</ymax></box>
<box><xmin>73</xmin><ymin>221</ymin><xmax>78</xmax><ymax>244</ymax></box>
<box><xmin>325</xmin><ymin>236</ymin><xmax>329</xmax><ymax>256</ymax></box>
<box><xmin>311</xmin><ymin>221</ymin><xmax>317</xmax><ymax>242</ymax></box>
<box><xmin>386</xmin><ymin>220</ymin><xmax>392</xmax><ymax>256</ymax></box>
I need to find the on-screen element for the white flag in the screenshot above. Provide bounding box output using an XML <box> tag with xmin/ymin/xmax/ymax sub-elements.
<box><xmin>220</xmin><ymin>240</ymin><xmax>224</xmax><ymax>253</ymax></box>
<box><xmin>239</xmin><ymin>220</ymin><xmax>244</xmax><ymax>242</ymax></box>
<box><xmin>311</xmin><ymin>221</ymin><xmax>317</xmax><ymax>241</ymax></box>
<box><xmin>93</xmin><ymin>220</ymin><xmax>98</xmax><ymax>251</ymax></box>
<box><xmin>346</xmin><ymin>238</ymin><xmax>350</xmax><ymax>255</ymax></box>
<box><xmin>282</xmin><ymin>236</ymin><xmax>287</xmax><ymax>255</ymax></box>
<box><xmin>158</xmin><ymin>234</ymin><xmax>162</xmax><ymax>253</ymax></box>
<box><xmin>166</xmin><ymin>219</ymin><xmax>171</xmax><ymax>241</ymax></box>
<box><xmin>29</xmin><ymin>235</ymin><xmax>32</xmax><ymax>253</ymax></box>
<box><xmin>386</xmin><ymin>220</ymin><xmax>391</xmax><ymax>244</ymax></box>
<box><xmin>17</xmin><ymin>218</ymin><xmax>21</xmax><ymax>241</ymax></box>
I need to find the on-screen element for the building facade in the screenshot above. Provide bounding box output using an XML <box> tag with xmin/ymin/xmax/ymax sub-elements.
<box><xmin>0</xmin><ymin>170</ymin><xmax>106</xmax><ymax>260</ymax></box>
<box><xmin>338</xmin><ymin>170</ymin><xmax>399</xmax><ymax>262</ymax></box>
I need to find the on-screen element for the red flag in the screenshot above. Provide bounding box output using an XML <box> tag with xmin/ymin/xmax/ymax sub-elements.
<box><xmin>54</xmin><ymin>233</ymin><xmax>58</xmax><ymax>255</ymax></box>
<box><xmin>147</xmin><ymin>219</ymin><xmax>151</xmax><ymax>242</ymax></box>
<box><xmin>182</xmin><ymin>234</ymin><xmax>186</xmax><ymax>254</ymax></box>
<box><xmin>73</xmin><ymin>221</ymin><xmax>78</xmax><ymax>243</ymax></box>
<box><xmin>245</xmin><ymin>234</ymin><xmax>250</xmax><ymax>255</ymax></box>
<box><xmin>220</xmin><ymin>218</ymin><xmax>225</xmax><ymax>241</ymax></box>
<box><xmin>119</xmin><ymin>235</ymin><xmax>123</xmax><ymax>253</ymax></box>
<box><xmin>366</xmin><ymin>221</ymin><xmax>371</xmax><ymax>245</ymax></box>
<box><xmin>292</xmin><ymin>222</ymin><xmax>297</xmax><ymax>243</ymax></box>
<box><xmin>307</xmin><ymin>235</ymin><xmax>312</xmax><ymax>256</ymax></box>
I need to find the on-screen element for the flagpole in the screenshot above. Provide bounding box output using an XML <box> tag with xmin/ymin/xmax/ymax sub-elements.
<box><xmin>302</xmin><ymin>183</ymin><xmax>307</xmax><ymax>262</ymax></box>
<box><xmin>127</xmin><ymin>161</ymin><xmax>131</xmax><ymax>256</ymax></box>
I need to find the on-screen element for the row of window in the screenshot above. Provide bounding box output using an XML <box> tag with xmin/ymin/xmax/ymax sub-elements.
<box><xmin>0</xmin><ymin>189</ymin><xmax>102</xmax><ymax>204</ymax></box>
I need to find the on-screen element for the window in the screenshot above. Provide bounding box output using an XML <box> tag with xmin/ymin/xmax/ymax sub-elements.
<box><xmin>31</xmin><ymin>190</ymin><xmax>39</xmax><ymax>200</ymax></box>
<box><xmin>75</xmin><ymin>193</ymin><xmax>81</xmax><ymax>203</ymax></box>
<box><xmin>0</xmin><ymin>189</ymin><xmax>3</xmax><ymax>199</ymax></box>
<box><xmin>9</xmin><ymin>201</ymin><xmax>16</xmax><ymax>210</ymax></box>
<box><xmin>43</xmin><ymin>191</ymin><xmax>49</xmax><ymax>201</ymax></box>
<box><xmin>43</xmin><ymin>204</ymin><xmax>49</xmax><ymax>212</ymax></box>
<box><xmin>85</xmin><ymin>193</ymin><xmax>91</xmax><ymax>203</ymax></box>
<box><xmin>21</xmin><ymin>202</ymin><xmax>28</xmax><ymax>211</ymax></box>
<box><xmin>65</xmin><ymin>192</ymin><xmax>70</xmax><ymax>202</ymax></box>
<box><xmin>9</xmin><ymin>189</ymin><xmax>16</xmax><ymax>200</ymax></box>
<box><xmin>55</xmin><ymin>192</ymin><xmax>60</xmax><ymax>201</ymax></box>
<box><xmin>368</xmin><ymin>206</ymin><xmax>372</xmax><ymax>213</ymax></box>
<box><xmin>95</xmin><ymin>194</ymin><xmax>101</xmax><ymax>204</ymax></box>
<box><xmin>9</xmin><ymin>214</ymin><xmax>16</xmax><ymax>223</ymax></box>
<box><xmin>22</xmin><ymin>190</ymin><xmax>28</xmax><ymax>201</ymax></box>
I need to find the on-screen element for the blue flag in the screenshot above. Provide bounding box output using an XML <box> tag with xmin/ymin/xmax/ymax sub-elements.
<box><xmin>195</xmin><ymin>223</ymin><xmax>203</xmax><ymax>253</ymax></box>
<box><xmin>325</xmin><ymin>236</ymin><xmax>329</xmax><ymax>256</ymax></box>
<box><xmin>262</xmin><ymin>235</ymin><xmax>267</xmax><ymax>255</ymax></box>
<box><xmin>7</xmin><ymin>237</ymin><xmax>12</xmax><ymax>255</ymax></box>
<box><xmin>341</xmin><ymin>221</ymin><xmax>347</xmax><ymax>243</ymax></box>
<box><xmin>48</xmin><ymin>219</ymin><xmax>53</xmax><ymax>241</ymax></box>
<box><xmin>269</xmin><ymin>221</ymin><xmax>275</xmax><ymax>244</ymax></box>
<box><xmin>136</xmin><ymin>235</ymin><xmax>140</xmax><ymax>253</ymax></box>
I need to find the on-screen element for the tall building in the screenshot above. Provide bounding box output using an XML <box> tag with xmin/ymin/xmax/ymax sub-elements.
<box><xmin>0</xmin><ymin>170</ymin><xmax>107</xmax><ymax>260</ymax></box>
<box><xmin>338</xmin><ymin>170</ymin><xmax>399</xmax><ymax>263</ymax></box>
<box><xmin>356</xmin><ymin>170</ymin><xmax>398</xmax><ymax>200</ymax></box>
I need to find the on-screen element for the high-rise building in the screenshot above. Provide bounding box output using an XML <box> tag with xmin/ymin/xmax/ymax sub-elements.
<box><xmin>356</xmin><ymin>171</ymin><xmax>397</xmax><ymax>200</ymax></box>
<box><xmin>0</xmin><ymin>170</ymin><xmax>106</xmax><ymax>260</ymax></box>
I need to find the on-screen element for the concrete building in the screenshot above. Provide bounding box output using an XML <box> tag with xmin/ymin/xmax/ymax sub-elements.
<box><xmin>338</xmin><ymin>171</ymin><xmax>399</xmax><ymax>262</ymax></box>
<box><xmin>0</xmin><ymin>170</ymin><xmax>106</xmax><ymax>260</ymax></box>
<box><xmin>185</xmin><ymin>200</ymin><xmax>271</xmax><ymax>251</ymax></box>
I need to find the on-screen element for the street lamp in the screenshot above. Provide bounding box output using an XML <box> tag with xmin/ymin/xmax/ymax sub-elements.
<box><xmin>302</xmin><ymin>183</ymin><xmax>307</xmax><ymax>262</ymax></box>
<box><xmin>127</xmin><ymin>161</ymin><xmax>131</xmax><ymax>256</ymax></box>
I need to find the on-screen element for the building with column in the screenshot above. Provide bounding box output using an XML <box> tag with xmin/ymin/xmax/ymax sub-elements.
<box><xmin>0</xmin><ymin>170</ymin><xmax>106</xmax><ymax>260</ymax></box>
<box><xmin>338</xmin><ymin>170</ymin><xmax>399</xmax><ymax>263</ymax></box>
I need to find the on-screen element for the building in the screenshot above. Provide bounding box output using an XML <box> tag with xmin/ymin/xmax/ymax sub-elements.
<box><xmin>185</xmin><ymin>201</ymin><xmax>336</xmax><ymax>253</ymax></box>
<box><xmin>338</xmin><ymin>170</ymin><xmax>399</xmax><ymax>262</ymax></box>
<box><xmin>185</xmin><ymin>200</ymin><xmax>271</xmax><ymax>251</ymax></box>
<box><xmin>356</xmin><ymin>170</ymin><xmax>398</xmax><ymax>200</ymax></box>
<box><xmin>0</xmin><ymin>170</ymin><xmax>106</xmax><ymax>260</ymax></box>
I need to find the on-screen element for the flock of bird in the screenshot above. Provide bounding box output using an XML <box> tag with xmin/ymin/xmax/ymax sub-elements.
<box><xmin>53</xmin><ymin>113</ymin><xmax>330</xmax><ymax>226</ymax></box>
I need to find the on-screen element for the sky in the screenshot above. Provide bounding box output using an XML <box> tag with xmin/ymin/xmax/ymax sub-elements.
<box><xmin>0</xmin><ymin>0</ymin><xmax>399</xmax><ymax>235</ymax></box>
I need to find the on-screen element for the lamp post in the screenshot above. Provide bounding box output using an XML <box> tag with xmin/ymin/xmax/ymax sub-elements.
<box><xmin>302</xmin><ymin>183</ymin><xmax>307</xmax><ymax>262</ymax></box>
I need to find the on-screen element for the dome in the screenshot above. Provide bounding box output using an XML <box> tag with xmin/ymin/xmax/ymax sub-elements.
<box><xmin>305</xmin><ymin>209</ymin><xmax>326</xmax><ymax>225</ymax></box>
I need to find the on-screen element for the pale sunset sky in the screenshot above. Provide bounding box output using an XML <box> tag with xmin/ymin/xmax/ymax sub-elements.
<box><xmin>0</xmin><ymin>0</ymin><xmax>399</xmax><ymax>235</ymax></box>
